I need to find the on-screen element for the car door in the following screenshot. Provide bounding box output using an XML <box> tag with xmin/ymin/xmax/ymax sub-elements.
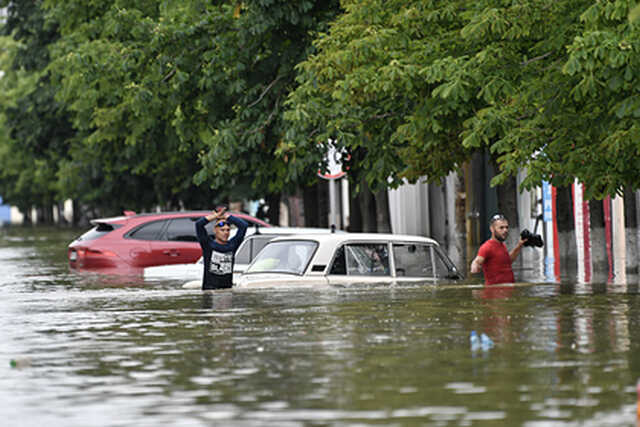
<box><xmin>391</xmin><ymin>243</ymin><xmax>436</xmax><ymax>283</ymax></box>
<box><xmin>124</xmin><ymin>219</ymin><xmax>166</xmax><ymax>267</ymax></box>
<box><xmin>326</xmin><ymin>242</ymin><xmax>393</xmax><ymax>286</ymax></box>
<box><xmin>391</xmin><ymin>242</ymin><xmax>460</xmax><ymax>283</ymax></box>
<box><xmin>147</xmin><ymin>217</ymin><xmax>205</xmax><ymax>266</ymax></box>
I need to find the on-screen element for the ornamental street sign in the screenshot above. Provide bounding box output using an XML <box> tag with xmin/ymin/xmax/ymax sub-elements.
<box><xmin>318</xmin><ymin>141</ymin><xmax>347</xmax><ymax>180</ymax></box>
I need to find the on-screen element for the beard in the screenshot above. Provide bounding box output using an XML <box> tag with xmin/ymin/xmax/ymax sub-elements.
<box><xmin>494</xmin><ymin>234</ymin><xmax>506</xmax><ymax>242</ymax></box>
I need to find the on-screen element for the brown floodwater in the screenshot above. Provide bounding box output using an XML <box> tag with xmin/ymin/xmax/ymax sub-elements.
<box><xmin>1</xmin><ymin>226</ymin><xmax>639</xmax><ymax>426</ymax></box>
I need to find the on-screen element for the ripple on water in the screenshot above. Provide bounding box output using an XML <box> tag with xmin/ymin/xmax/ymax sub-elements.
<box><xmin>1</xmin><ymin>227</ymin><xmax>639</xmax><ymax>426</ymax></box>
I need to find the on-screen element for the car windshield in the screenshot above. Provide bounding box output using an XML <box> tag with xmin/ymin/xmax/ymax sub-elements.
<box><xmin>245</xmin><ymin>240</ymin><xmax>317</xmax><ymax>275</ymax></box>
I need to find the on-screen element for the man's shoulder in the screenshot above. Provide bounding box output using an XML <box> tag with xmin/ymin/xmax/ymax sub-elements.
<box><xmin>478</xmin><ymin>239</ymin><xmax>501</xmax><ymax>255</ymax></box>
<box><xmin>479</xmin><ymin>239</ymin><xmax>496</xmax><ymax>249</ymax></box>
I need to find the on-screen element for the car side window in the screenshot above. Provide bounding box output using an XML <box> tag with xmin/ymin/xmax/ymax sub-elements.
<box><xmin>235</xmin><ymin>239</ymin><xmax>251</xmax><ymax>264</ymax></box>
<box><xmin>329</xmin><ymin>246</ymin><xmax>346</xmax><ymax>275</ymax></box>
<box><xmin>127</xmin><ymin>220</ymin><xmax>166</xmax><ymax>241</ymax></box>
<box><xmin>236</xmin><ymin>236</ymin><xmax>275</xmax><ymax>265</ymax></box>
<box><xmin>392</xmin><ymin>244</ymin><xmax>433</xmax><ymax>277</ymax></box>
<box><xmin>165</xmin><ymin>218</ymin><xmax>199</xmax><ymax>242</ymax></box>
<box><xmin>345</xmin><ymin>243</ymin><xmax>389</xmax><ymax>276</ymax></box>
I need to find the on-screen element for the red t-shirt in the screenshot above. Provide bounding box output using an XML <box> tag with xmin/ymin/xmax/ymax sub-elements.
<box><xmin>477</xmin><ymin>239</ymin><xmax>515</xmax><ymax>285</ymax></box>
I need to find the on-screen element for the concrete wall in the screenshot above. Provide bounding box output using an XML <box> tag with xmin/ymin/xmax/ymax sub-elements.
<box><xmin>388</xmin><ymin>179</ymin><xmax>430</xmax><ymax>237</ymax></box>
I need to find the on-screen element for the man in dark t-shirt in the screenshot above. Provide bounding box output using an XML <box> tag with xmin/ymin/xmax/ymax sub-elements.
<box><xmin>470</xmin><ymin>214</ymin><xmax>527</xmax><ymax>285</ymax></box>
<box><xmin>195</xmin><ymin>207</ymin><xmax>248</xmax><ymax>290</ymax></box>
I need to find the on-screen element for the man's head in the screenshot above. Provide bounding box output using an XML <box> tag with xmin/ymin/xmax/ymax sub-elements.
<box><xmin>489</xmin><ymin>213</ymin><xmax>509</xmax><ymax>242</ymax></box>
<box><xmin>214</xmin><ymin>220</ymin><xmax>231</xmax><ymax>244</ymax></box>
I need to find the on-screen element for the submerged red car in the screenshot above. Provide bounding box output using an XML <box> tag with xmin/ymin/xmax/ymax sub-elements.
<box><xmin>68</xmin><ymin>211</ymin><xmax>269</xmax><ymax>275</ymax></box>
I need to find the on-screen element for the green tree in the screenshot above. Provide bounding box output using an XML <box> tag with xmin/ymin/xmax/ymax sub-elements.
<box><xmin>462</xmin><ymin>0</ymin><xmax>640</xmax><ymax>200</ymax></box>
<box><xmin>190</xmin><ymin>0</ymin><xmax>341</xmax><ymax>223</ymax></box>
<box><xmin>285</xmin><ymin>1</ymin><xmax>474</xmax><ymax>199</ymax></box>
<box><xmin>0</xmin><ymin>0</ymin><xmax>74</xmax><ymax>222</ymax></box>
<box><xmin>45</xmin><ymin>0</ymin><xmax>340</xmax><ymax>220</ymax></box>
<box><xmin>45</xmin><ymin>0</ymin><xmax>222</xmax><ymax>214</ymax></box>
<box><xmin>286</xmin><ymin>0</ymin><xmax>638</xmax><ymax>207</ymax></box>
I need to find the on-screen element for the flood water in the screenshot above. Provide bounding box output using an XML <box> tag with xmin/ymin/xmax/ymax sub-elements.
<box><xmin>2</xmin><ymin>226</ymin><xmax>640</xmax><ymax>426</ymax></box>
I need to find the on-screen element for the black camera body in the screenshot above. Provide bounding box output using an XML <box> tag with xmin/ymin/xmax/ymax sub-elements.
<box><xmin>521</xmin><ymin>229</ymin><xmax>544</xmax><ymax>247</ymax></box>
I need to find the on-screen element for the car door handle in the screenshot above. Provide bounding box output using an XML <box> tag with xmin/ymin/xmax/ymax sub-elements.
<box><xmin>163</xmin><ymin>250</ymin><xmax>180</xmax><ymax>256</ymax></box>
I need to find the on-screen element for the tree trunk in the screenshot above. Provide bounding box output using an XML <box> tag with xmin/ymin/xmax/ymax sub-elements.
<box><xmin>303</xmin><ymin>183</ymin><xmax>319</xmax><ymax>227</ymax></box>
<box><xmin>302</xmin><ymin>181</ymin><xmax>329</xmax><ymax>228</ymax></box>
<box><xmin>348</xmin><ymin>180</ymin><xmax>362</xmax><ymax>232</ymax></box>
<box><xmin>359</xmin><ymin>179</ymin><xmax>376</xmax><ymax>232</ymax></box>
<box><xmin>265</xmin><ymin>192</ymin><xmax>281</xmax><ymax>226</ymax></box>
<box><xmin>374</xmin><ymin>188</ymin><xmax>391</xmax><ymax>233</ymax></box>
<box><xmin>285</xmin><ymin>189</ymin><xmax>305</xmax><ymax>227</ymax></box>
<box><xmin>495</xmin><ymin>175</ymin><xmax>519</xmax><ymax>230</ymax></box>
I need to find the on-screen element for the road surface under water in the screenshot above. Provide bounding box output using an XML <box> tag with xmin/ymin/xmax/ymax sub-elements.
<box><xmin>1</xmin><ymin>226</ymin><xmax>639</xmax><ymax>426</ymax></box>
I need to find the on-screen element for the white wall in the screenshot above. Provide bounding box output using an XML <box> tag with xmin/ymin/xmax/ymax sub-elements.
<box><xmin>388</xmin><ymin>179</ymin><xmax>430</xmax><ymax>236</ymax></box>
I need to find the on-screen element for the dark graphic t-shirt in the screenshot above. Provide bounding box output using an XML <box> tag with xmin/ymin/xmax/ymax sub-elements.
<box><xmin>195</xmin><ymin>215</ymin><xmax>248</xmax><ymax>290</ymax></box>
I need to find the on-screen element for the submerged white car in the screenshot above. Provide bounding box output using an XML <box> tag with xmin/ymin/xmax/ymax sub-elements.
<box><xmin>236</xmin><ymin>233</ymin><xmax>462</xmax><ymax>289</ymax></box>
<box><xmin>143</xmin><ymin>227</ymin><xmax>343</xmax><ymax>282</ymax></box>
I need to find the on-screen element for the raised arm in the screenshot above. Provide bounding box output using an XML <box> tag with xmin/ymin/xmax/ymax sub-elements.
<box><xmin>227</xmin><ymin>215</ymin><xmax>249</xmax><ymax>248</ymax></box>
<box><xmin>509</xmin><ymin>239</ymin><xmax>527</xmax><ymax>262</ymax></box>
<box><xmin>196</xmin><ymin>208</ymin><xmax>227</xmax><ymax>247</ymax></box>
<box><xmin>195</xmin><ymin>217</ymin><xmax>210</xmax><ymax>248</ymax></box>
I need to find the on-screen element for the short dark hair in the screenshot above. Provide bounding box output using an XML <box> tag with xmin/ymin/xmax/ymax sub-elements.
<box><xmin>489</xmin><ymin>213</ymin><xmax>507</xmax><ymax>225</ymax></box>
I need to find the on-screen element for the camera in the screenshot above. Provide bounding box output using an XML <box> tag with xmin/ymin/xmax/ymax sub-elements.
<box><xmin>521</xmin><ymin>229</ymin><xmax>544</xmax><ymax>247</ymax></box>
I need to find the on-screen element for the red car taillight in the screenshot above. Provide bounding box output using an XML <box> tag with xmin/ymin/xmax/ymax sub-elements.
<box><xmin>86</xmin><ymin>249</ymin><xmax>117</xmax><ymax>257</ymax></box>
<box><xmin>69</xmin><ymin>247</ymin><xmax>118</xmax><ymax>268</ymax></box>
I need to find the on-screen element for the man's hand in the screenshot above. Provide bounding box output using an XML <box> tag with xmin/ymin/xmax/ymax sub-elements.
<box><xmin>206</xmin><ymin>206</ymin><xmax>228</xmax><ymax>222</ymax></box>
<box><xmin>470</xmin><ymin>256</ymin><xmax>484</xmax><ymax>274</ymax></box>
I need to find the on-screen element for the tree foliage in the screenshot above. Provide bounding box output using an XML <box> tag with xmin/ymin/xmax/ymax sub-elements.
<box><xmin>190</xmin><ymin>0</ymin><xmax>341</xmax><ymax>198</ymax></box>
<box><xmin>2</xmin><ymin>0</ymin><xmax>640</xmax><ymax>222</ymax></box>
<box><xmin>0</xmin><ymin>0</ymin><xmax>73</xmax><ymax>218</ymax></box>
<box><xmin>45</xmin><ymin>0</ymin><xmax>222</xmax><ymax>211</ymax></box>
<box><xmin>285</xmin><ymin>0</ymin><xmax>640</xmax><ymax>200</ymax></box>
<box><xmin>44</xmin><ymin>0</ymin><xmax>340</xmax><ymax>210</ymax></box>
<box><xmin>285</xmin><ymin>0</ymin><xmax>473</xmax><ymax>193</ymax></box>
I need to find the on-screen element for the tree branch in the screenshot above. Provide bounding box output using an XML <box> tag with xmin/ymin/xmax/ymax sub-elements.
<box><xmin>161</xmin><ymin>68</ymin><xmax>176</xmax><ymax>82</ymax></box>
<box><xmin>521</xmin><ymin>52</ymin><xmax>552</xmax><ymax>67</ymax></box>
<box><xmin>247</xmin><ymin>76</ymin><xmax>282</xmax><ymax>109</ymax></box>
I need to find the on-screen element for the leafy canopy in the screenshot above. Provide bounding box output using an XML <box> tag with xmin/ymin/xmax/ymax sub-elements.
<box><xmin>286</xmin><ymin>0</ymin><xmax>640</xmax><ymax>200</ymax></box>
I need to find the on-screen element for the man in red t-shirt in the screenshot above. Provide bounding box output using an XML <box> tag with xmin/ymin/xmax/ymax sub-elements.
<box><xmin>470</xmin><ymin>214</ymin><xmax>528</xmax><ymax>285</ymax></box>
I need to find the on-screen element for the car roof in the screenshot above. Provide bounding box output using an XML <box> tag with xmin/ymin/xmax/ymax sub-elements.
<box><xmin>246</xmin><ymin>226</ymin><xmax>344</xmax><ymax>235</ymax></box>
<box><xmin>261</xmin><ymin>232</ymin><xmax>441</xmax><ymax>265</ymax></box>
<box><xmin>90</xmin><ymin>211</ymin><xmax>270</xmax><ymax>227</ymax></box>
<box><xmin>266</xmin><ymin>232</ymin><xmax>439</xmax><ymax>244</ymax></box>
